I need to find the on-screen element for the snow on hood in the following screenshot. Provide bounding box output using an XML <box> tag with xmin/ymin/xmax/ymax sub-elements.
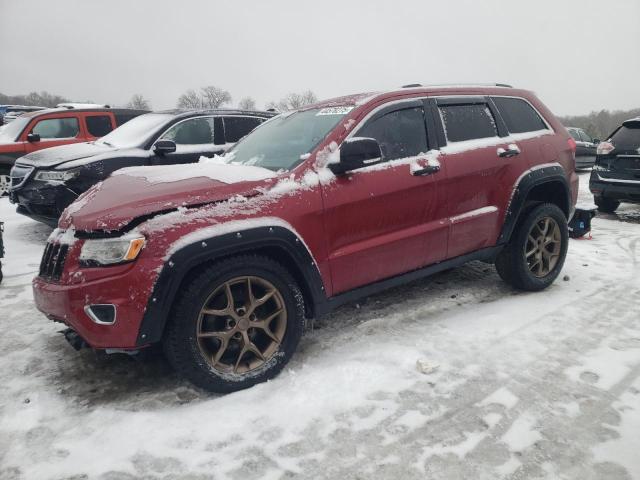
<box><xmin>113</xmin><ymin>159</ymin><xmax>277</xmax><ymax>185</ymax></box>
<box><xmin>16</xmin><ymin>142</ymin><xmax>110</xmax><ymax>168</ymax></box>
<box><xmin>59</xmin><ymin>163</ymin><xmax>279</xmax><ymax>232</ymax></box>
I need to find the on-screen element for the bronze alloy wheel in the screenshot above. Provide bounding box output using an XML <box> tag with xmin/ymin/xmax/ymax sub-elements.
<box><xmin>525</xmin><ymin>216</ymin><xmax>562</xmax><ymax>278</ymax></box>
<box><xmin>196</xmin><ymin>276</ymin><xmax>287</xmax><ymax>374</ymax></box>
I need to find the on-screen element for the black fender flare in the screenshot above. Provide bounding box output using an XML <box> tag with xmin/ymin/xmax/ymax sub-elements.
<box><xmin>135</xmin><ymin>225</ymin><xmax>328</xmax><ymax>346</ymax></box>
<box><xmin>497</xmin><ymin>164</ymin><xmax>571</xmax><ymax>245</ymax></box>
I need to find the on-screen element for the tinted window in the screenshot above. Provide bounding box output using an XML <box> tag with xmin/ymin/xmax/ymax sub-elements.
<box><xmin>32</xmin><ymin>118</ymin><xmax>79</xmax><ymax>139</ymax></box>
<box><xmin>356</xmin><ymin>107</ymin><xmax>428</xmax><ymax>161</ymax></box>
<box><xmin>568</xmin><ymin>129</ymin><xmax>581</xmax><ymax>141</ymax></box>
<box><xmin>115</xmin><ymin>113</ymin><xmax>141</xmax><ymax>126</ymax></box>
<box><xmin>224</xmin><ymin>116</ymin><xmax>264</xmax><ymax>143</ymax></box>
<box><xmin>160</xmin><ymin>117</ymin><xmax>214</xmax><ymax>145</ymax></box>
<box><xmin>492</xmin><ymin>97</ymin><xmax>547</xmax><ymax>134</ymax></box>
<box><xmin>578</xmin><ymin>130</ymin><xmax>593</xmax><ymax>143</ymax></box>
<box><xmin>611</xmin><ymin>124</ymin><xmax>640</xmax><ymax>147</ymax></box>
<box><xmin>439</xmin><ymin>104</ymin><xmax>497</xmax><ymax>142</ymax></box>
<box><xmin>86</xmin><ymin>115</ymin><xmax>113</xmax><ymax>137</ymax></box>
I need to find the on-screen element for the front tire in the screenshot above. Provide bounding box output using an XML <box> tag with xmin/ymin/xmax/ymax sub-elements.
<box><xmin>163</xmin><ymin>255</ymin><xmax>305</xmax><ymax>393</ymax></box>
<box><xmin>495</xmin><ymin>203</ymin><xmax>569</xmax><ymax>291</ymax></box>
<box><xmin>594</xmin><ymin>196</ymin><xmax>619</xmax><ymax>213</ymax></box>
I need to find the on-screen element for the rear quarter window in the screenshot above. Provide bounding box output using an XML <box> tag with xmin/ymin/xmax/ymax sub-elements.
<box><xmin>492</xmin><ymin>97</ymin><xmax>547</xmax><ymax>134</ymax></box>
<box><xmin>611</xmin><ymin>124</ymin><xmax>640</xmax><ymax>147</ymax></box>
<box><xmin>85</xmin><ymin>115</ymin><xmax>113</xmax><ymax>137</ymax></box>
<box><xmin>439</xmin><ymin>104</ymin><xmax>497</xmax><ymax>142</ymax></box>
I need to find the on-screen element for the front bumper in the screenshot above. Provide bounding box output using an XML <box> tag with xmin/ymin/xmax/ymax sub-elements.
<box><xmin>10</xmin><ymin>180</ymin><xmax>79</xmax><ymax>226</ymax></box>
<box><xmin>589</xmin><ymin>173</ymin><xmax>640</xmax><ymax>203</ymax></box>
<box><xmin>33</xmin><ymin>256</ymin><xmax>162</xmax><ymax>349</ymax></box>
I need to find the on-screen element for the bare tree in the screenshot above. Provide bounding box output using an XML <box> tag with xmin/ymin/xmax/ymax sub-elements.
<box><xmin>238</xmin><ymin>97</ymin><xmax>257</xmax><ymax>111</ymax></box>
<box><xmin>176</xmin><ymin>89</ymin><xmax>202</xmax><ymax>109</ymax></box>
<box><xmin>126</xmin><ymin>94</ymin><xmax>151</xmax><ymax>110</ymax></box>
<box><xmin>200</xmin><ymin>86</ymin><xmax>232</xmax><ymax>108</ymax></box>
<box><xmin>266</xmin><ymin>90</ymin><xmax>318</xmax><ymax>112</ymax></box>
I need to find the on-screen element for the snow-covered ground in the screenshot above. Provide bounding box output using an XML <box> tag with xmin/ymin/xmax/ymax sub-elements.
<box><xmin>1</xmin><ymin>171</ymin><xmax>639</xmax><ymax>480</ymax></box>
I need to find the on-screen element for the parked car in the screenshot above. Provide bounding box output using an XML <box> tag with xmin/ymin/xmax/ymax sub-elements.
<box><xmin>32</xmin><ymin>84</ymin><xmax>578</xmax><ymax>393</ymax></box>
<box><xmin>9</xmin><ymin>109</ymin><xmax>275</xmax><ymax>226</ymax></box>
<box><xmin>0</xmin><ymin>105</ymin><xmax>46</xmax><ymax>125</ymax></box>
<box><xmin>589</xmin><ymin>117</ymin><xmax>640</xmax><ymax>212</ymax></box>
<box><xmin>566</xmin><ymin>127</ymin><xmax>599</xmax><ymax>169</ymax></box>
<box><xmin>0</xmin><ymin>107</ymin><xmax>147</xmax><ymax>196</ymax></box>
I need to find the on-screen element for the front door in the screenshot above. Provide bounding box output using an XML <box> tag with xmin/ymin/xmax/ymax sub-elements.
<box><xmin>23</xmin><ymin>116</ymin><xmax>82</xmax><ymax>153</ymax></box>
<box><xmin>321</xmin><ymin>100</ymin><xmax>448</xmax><ymax>295</ymax></box>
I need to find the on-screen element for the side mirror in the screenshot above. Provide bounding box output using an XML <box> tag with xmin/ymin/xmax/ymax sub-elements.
<box><xmin>27</xmin><ymin>133</ymin><xmax>40</xmax><ymax>142</ymax></box>
<box><xmin>592</xmin><ymin>139</ymin><xmax>600</xmax><ymax>145</ymax></box>
<box><xmin>153</xmin><ymin>139</ymin><xmax>176</xmax><ymax>155</ymax></box>
<box><xmin>329</xmin><ymin>137</ymin><xmax>383</xmax><ymax>175</ymax></box>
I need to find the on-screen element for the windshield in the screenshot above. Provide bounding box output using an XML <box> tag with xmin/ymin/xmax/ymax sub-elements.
<box><xmin>0</xmin><ymin>117</ymin><xmax>29</xmax><ymax>143</ymax></box>
<box><xmin>96</xmin><ymin>113</ymin><xmax>173</xmax><ymax>148</ymax></box>
<box><xmin>224</xmin><ymin>107</ymin><xmax>352</xmax><ymax>171</ymax></box>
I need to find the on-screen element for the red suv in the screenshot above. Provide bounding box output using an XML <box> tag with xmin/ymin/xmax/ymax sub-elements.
<box><xmin>33</xmin><ymin>84</ymin><xmax>578</xmax><ymax>392</ymax></box>
<box><xmin>0</xmin><ymin>107</ymin><xmax>147</xmax><ymax>195</ymax></box>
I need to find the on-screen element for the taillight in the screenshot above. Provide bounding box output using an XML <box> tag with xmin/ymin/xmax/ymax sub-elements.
<box><xmin>597</xmin><ymin>141</ymin><xmax>615</xmax><ymax>155</ymax></box>
<box><xmin>567</xmin><ymin>137</ymin><xmax>577</xmax><ymax>153</ymax></box>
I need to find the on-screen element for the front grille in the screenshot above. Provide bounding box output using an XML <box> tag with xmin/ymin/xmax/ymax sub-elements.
<box><xmin>39</xmin><ymin>242</ymin><xmax>69</xmax><ymax>281</ymax></box>
<box><xmin>10</xmin><ymin>165</ymin><xmax>34</xmax><ymax>189</ymax></box>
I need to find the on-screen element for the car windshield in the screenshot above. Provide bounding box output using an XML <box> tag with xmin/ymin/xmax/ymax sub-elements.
<box><xmin>0</xmin><ymin>117</ymin><xmax>29</xmax><ymax>143</ymax></box>
<box><xmin>223</xmin><ymin>107</ymin><xmax>352</xmax><ymax>171</ymax></box>
<box><xmin>96</xmin><ymin>113</ymin><xmax>173</xmax><ymax>148</ymax></box>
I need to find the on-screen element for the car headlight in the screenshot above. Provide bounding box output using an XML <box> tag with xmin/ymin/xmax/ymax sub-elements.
<box><xmin>79</xmin><ymin>234</ymin><xmax>146</xmax><ymax>266</ymax></box>
<box><xmin>35</xmin><ymin>169</ymin><xmax>79</xmax><ymax>182</ymax></box>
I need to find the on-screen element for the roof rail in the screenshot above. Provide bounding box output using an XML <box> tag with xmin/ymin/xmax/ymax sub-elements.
<box><xmin>401</xmin><ymin>82</ymin><xmax>513</xmax><ymax>89</ymax></box>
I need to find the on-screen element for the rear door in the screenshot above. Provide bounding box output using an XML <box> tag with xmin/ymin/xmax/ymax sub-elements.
<box><xmin>23</xmin><ymin>115</ymin><xmax>83</xmax><ymax>153</ymax></box>
<box><xmin>321</xmin><ymin>99</ymin><xmax>448</xmax><ymax>294</ymax></box>
<box><xmin>435</xmin><ymin>97</ymin><xmax>520</xmax><ymax>259</ymax></box>
<box><xmin>150</xmin><ymin>116</ymin><xmax>226</xmax><ymax>165</ymax></box>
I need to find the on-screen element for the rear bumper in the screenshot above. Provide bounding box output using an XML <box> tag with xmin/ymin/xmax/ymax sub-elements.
<box><xmin>589</xmin><ymin>173</ymin><xmax>640</xmax><ymax>202</ymax></box>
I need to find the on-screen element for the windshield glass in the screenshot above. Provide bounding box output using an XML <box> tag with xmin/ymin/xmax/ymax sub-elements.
<box><xmin>0</xmin><ymin>117</ymin><xmax>29</xmax><ymax>143</ymax></box>
<box><xmin>224</xmin><ymin>107</ymin><xmax>351</xmax><ymax>171</ymax></box>
<box><xmin>96</xmin><ymin>113</ymin><xmax>173</xmax><ymax>148</ymax></box>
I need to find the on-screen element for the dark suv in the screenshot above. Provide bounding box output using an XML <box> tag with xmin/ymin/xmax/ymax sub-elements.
<box><xmin>589</xmin><ymin>117</ymin><xmax>640</xmax><ymax>212</ymax></box>
<box><xmin>32</xmin><ymin>84</ymin><xmax>578</xmax><ymax>393</ymax></box>
<box><xmin>0</xmin><ymin>107</ymin><xmax>146</xmax><ymax>196</ymax></box>
<box><xmin>10</xmin><ymin>109</ymin><xmax>274</xmax><ymax>226</ymax></box>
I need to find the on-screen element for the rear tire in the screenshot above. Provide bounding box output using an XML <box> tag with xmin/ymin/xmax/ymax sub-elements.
<box><xmin>495</xmin><ymin>203</ymin><xmax>568</xmax><ymax>291</ymax></box>
<box><xmin>594</xmin><ymin>196</ymin><xmax>619</xmax><ymax>213</ymax></box>
<box><xmin>163</xmin><ymin>255</ymin><xmax>305</xmax><ymax>393</ymax></box>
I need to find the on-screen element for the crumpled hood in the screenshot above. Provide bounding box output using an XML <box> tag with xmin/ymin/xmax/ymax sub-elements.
<box><xmin>59</xmin><ymin>162</ymin><xmax>279</xmax><ymax>232</ymax></box>
<box><xmin>17</xmin><ymin>142</ymin><xmax>111</xmax><ymax>168</ymax></box>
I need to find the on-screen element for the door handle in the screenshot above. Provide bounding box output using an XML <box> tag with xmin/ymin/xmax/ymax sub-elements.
<box><xmin>411</xmin><ymin>165</ymin><xmax>440</xmax><ymax>176</ymax></box>
<box><xmin>497</xmin><ymin>144</ymin><xmax>520</xmax><ymax>158</ymax></box>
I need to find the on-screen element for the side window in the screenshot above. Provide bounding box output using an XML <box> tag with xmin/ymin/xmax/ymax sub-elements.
<box><xmin>439</xmin><ymin>104</ymin><xmax>497</xmax><ymax>142</ymax></box>
<box><xmin>223</xmin><ymin>116</ymin><xmax>264</xmax><ymax>143</ymax></box>
<box><xmin>85</xmin><ymin>115</ymin><xmax>113</xmax><ymax>137</ymax></box>
<box><xmin>32</xmin><ymin>117</ymin><xmax>80</xmax><ymax>139</ymax></box>
<box><xmin>355</xmin><ymin>107</ymin><xmax>428</xmax><ymax>161</ymax></box>
<box><xmin>579</xmin><ymin>130</ymin><xmax>593</xmax><ymax>143</ymax></box>
<box><xmin>160</xmin><ymin>117</ymin><xmax>214</xmax><ymax>145</ymax></box>
<box><xmin>492</xmin><ymin>97</ymin><xmax>547</xmax><ymax>134</ymax></box>
<box><xmin>115</xmin><ymin>113</ymin><xmax>139</xmax><ymax>126</ymax></box>
<box><xmin>568</xmin><ymin>129</ymin><xmax>581</xmax><ymax>141</ymax></box>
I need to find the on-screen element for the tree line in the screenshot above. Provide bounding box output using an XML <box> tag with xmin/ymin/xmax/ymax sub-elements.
<box><xmin>1</xmin><ymin>87</ymin><xmax>319</xmax><ymax>113</ymax></box>
<box><xmin>558</xmin><ymin>108</ymin><xmax>640</xmax><ymax>140</ymax></box>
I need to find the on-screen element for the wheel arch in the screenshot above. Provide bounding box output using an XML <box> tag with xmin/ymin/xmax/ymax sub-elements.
<box><xmin>498</xmin><ymin>164</ymin><xmax>571</xmax><ymax>245</ymax></box>
<box><xmin>135</xmin><ymin>226</ymin><xmax>327</xmax><ymax>346</ymax></box>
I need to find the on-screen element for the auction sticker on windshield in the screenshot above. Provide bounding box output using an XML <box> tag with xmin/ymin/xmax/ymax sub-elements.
<box><xmin>316</xmin><ymin>106</ymin><xmax>354</xmax><ymax>115</ymax></box>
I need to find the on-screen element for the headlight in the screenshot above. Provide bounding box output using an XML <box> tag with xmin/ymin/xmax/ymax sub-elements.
<box><xmin>79</xmin><ymin>234</ymin><xmax>146</xmax><ymax>266</ymax></box>
<box><xmin>35</xmin><ymin>169</ymin><xmax>79</xmax><ymax>182</ymax></box>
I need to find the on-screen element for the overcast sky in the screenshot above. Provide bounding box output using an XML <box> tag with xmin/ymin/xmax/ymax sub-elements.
<box><xmin>1</xmin><ymin>0</ymin><xmax>639</xmax><ymax>116</ymax></box>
